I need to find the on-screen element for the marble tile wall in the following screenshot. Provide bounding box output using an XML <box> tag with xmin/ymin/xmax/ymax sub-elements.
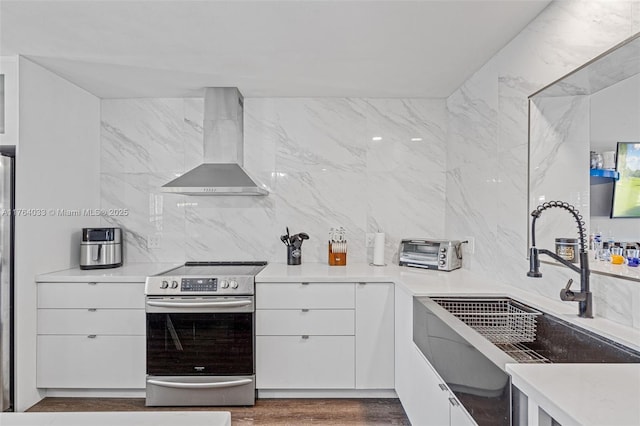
<box><xmin>101</xmin><ymin>98</ymin><xmax>446</xmax><ymax>265</ymax></box>
<box><xmin>528</xmin><ymin>95</ymin><xmax>590</xmax><ymax>251</ymax></box>
<box><xmin>445</xmin><ymin>0</ymin><xmax>640</xmax><ymax>328</ymax></box>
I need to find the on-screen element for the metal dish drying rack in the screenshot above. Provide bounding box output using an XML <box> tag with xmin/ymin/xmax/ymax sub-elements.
<box><xmin>432</xmin><ymin>297</ymin><xmax>550</xmax><ymax>364</ymax></box>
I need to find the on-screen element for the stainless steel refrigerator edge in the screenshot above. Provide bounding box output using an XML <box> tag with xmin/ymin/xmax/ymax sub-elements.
<box><xmin>0</xmin><ymin>148</ymin><xmax>15</xmax><ymax>412</ymax></box>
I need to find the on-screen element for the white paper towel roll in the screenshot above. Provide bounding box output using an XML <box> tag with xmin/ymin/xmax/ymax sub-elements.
<box><xmin>373</xmin><ymin>232</ymin><xmax>385</xmax><ymax>265</ymax></box>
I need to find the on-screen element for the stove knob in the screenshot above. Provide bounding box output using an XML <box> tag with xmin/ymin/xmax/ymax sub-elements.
<box><xmin>220</xmin><ymin>280</ymin><xmax>229</xmax><ymax>289</ymax></box>
<box><xmin>439</xmin><ymin>260</ymin><xmax>446</xmax><ymax>266</ymax></box>
<box><xmin>160</xmin><ymin>280</ymin><xmax>169</xmax><ymax>289</ymax></box>
<box><xmin>171</xmin><ymin>280</ymin><xmax>179</xmax><ymax>289</ymax></box>
<box><xmin>230</xmin><ymin>280</ymin><xmax>239</xmax><ymax>289</ymax></box>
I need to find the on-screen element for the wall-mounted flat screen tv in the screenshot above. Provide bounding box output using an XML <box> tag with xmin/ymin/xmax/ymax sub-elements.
<box><xmin>611</xmin><ymin>142</ymin><xmax>640</xmax><ymax>218</ymax></box>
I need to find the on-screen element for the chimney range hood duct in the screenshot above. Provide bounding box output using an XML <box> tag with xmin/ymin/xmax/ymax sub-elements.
<box><xmin>162</xmin><ymin>87</ymin><xmax>268</xmax><ymax>195</ymax></box>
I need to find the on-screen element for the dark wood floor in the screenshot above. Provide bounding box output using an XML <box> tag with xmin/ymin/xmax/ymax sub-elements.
<box><xmin>27</xmin><ymin>397</ymin><xmax>411</xmax><ymax>425</ymax></box>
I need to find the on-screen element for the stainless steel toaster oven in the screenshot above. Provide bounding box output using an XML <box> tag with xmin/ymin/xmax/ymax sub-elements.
<box><xmin>398</xmin><ymin>239</ymin><xmax>463</xmax><ymax>271</ymax></box>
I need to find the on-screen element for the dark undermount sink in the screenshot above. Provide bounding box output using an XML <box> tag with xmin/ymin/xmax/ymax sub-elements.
<box><xmin>432</xmin><ymin>297</ymin><xmax>640</xmax><ymax>364</ymax></box>
<box><xmin>524</xmin><ymin>309</ymin><xmax>640</xmax><ymax>363</ymax></box>
<box><xmin>412</xmin><ymin>296</ymin><xmax>640</xmax><ymax>426</ymax></box>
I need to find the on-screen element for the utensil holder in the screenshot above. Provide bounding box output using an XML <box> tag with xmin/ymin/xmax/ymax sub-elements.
<box><xmin>328</xmin><ymin>241</ymin><xmax>347</xmax><ymax>266</ymax></box>
<box><xmin>287</xmin><ymin>245</ymin><xmax>301</xmax><ymax>265</ymax></box>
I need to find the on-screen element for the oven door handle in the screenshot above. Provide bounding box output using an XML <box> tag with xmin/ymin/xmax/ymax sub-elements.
<box><xmin>147</xmin><ymin>378</ymin><xmax>253</xmax><ymax>389</ymax></box>
<box><xmin>146</xmin><ymin>300</ymin><xmax>252</xmax><ymax>308</ymax></box>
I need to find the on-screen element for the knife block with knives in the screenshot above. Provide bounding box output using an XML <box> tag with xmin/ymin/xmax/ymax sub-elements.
<box><xmin>328</xmin><ymin>227</ymin><xmax>347</xmax><ymax>266</ymax></box>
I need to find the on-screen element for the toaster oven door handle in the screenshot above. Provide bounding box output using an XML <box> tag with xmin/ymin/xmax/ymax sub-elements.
<box><xmin>147</xmin><ymin>378</ymin><xmax>253</xmax><ymax>389</ymax></box>
<box><xmin>146</xmin><ymin>300</ymin><xmax>252</xmax><ymax>309</ymax></box>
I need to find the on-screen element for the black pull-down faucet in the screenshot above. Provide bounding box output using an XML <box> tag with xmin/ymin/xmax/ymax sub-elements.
<box><xmin>527</xmin><ymin>201</ymin><xmax>593</xmax><ymax>318</ymax></box>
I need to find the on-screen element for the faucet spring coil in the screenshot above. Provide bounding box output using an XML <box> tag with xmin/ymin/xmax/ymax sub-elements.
<box><xmin>530</xmin><ymin>201</ymin><xmax>587</xmax><ymax>253</ymax></box>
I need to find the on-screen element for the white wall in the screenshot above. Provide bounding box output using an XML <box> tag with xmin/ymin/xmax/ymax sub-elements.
<box><xmin>0</xmin><ymin>57</ymin><xmax>19</xmax><ymax>146</ymax></box>
<box><xmin>15</xmin><ymin>57</ymin><xmax>101</xmax><ymax>410</ymax></box>
<box><xmin>445</xmin><ymin>0</ymin><xmax>640</xmax><ymax>328</ymax></box>
<box><xmin>590</xmin><ymin>72</ymin><xmax>640</xmax><ymax>239</ymax></box>
<box><xmin>100</xmin><ymin>98</ymin><xmax>447</xmax><ymax>265</ymax></box>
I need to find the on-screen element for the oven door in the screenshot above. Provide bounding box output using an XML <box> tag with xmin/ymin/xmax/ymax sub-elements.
<box><xmin>146</xmin><ymin>296</ymin><xmax>254</xmax><ymax>376</ymax></box>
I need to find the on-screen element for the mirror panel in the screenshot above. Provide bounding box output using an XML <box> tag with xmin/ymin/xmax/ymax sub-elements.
<box><xmin>528</xmin><ymin>32</ymin><xmax>640</xmax><ymax>281</ymax></box>
<box><xmin>531</xmin><ymin>33</ymin><xmax>640</xmax><ymax>98</ymax></box>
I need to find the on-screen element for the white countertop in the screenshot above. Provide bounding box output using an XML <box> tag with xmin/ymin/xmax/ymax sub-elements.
<box><xmin>0</xmin><ymin>411</ymin><xmax>231</xmax><ymax>426</ymax></box>
<box><xmin>258</xmin><ymin>262</ymin><xmax>640</xmax><ymax>426</ymax></box>
<box><xmin>582</xmin><ymin>255</ymin><xmax>640</xmax><ymax>282</ymax></box>
<box><xmin>34</xmin><ymin>261</ymin><xmax>640</xmax><ymax>425</ymax></box>
<box><xmin>255</xmin><ymin>262</ymin><xmax>399</xmax><ymax>282</ymax></box>
<box><xmin>542</xmin><ymin>250</ymin><xmax>640</xmax><ymax>282</ymax></box>
<box><xmin>507</xmin><ymin>364</ymin><xmax>640</xmax><ymax>426</ymax></box>
<box><xmin>35</xmin><ymin>262</ymin><xmax>181</xmax><ymax>282</ymax></box>
<box><xmin>257</xmin><ymin>263</ymin><xmax>640</xmax><ymax>351</ymax></box>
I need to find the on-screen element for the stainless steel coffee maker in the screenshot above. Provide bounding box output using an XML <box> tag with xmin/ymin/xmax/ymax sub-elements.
<box><xmin>80</xmin><ymin>227</ymin><xmax>123</xmax><ymax>270</ymax></box>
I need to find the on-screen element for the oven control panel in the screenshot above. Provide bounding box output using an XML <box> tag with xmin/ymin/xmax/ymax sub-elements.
<box><xmin>181</xmin><ymin>278</ymin><xmax>217</xmax><ymax>292</ymax></box>
<box><xmin>145</xmin><ymin>275</ymin><xmax>254</xmax><ymax>296</ymax></box>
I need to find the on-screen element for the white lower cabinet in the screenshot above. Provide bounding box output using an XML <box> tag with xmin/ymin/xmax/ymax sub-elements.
<box><xmin>395</xmin><ymin>285</ymin><xmax>476</xmax><ymax>426</ymax></box>
<box><xmin>256</xmin><ymin>336</ymin><xmax>355</xmax><ymax>388</ymax></box>
<box><xmin>255</xmin><ymin>281</ymin><xmax>394</xmax><ymax>391</ymax></box>
<box><xmin>37</xmin><ymin>335</ymin><xmax>146</xmax><ymax>388</ymax></box>
<box><xmin>355</xmin><ymin>282</ymin><xmax>394</xmax><ymax>389</ymax></box>
<box><xmin>449</xmin><ymin>395</ymin><xmax>477</xmax><ymax>426</ymax></box>
<box><xmin>36</xmin><ymin>281</ymin><xmax>146</xmax><ymax>390</ymax></box>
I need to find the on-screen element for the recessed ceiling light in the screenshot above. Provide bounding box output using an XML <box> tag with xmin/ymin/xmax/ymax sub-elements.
<box><xmin>411</xmin><ymin>137</ymin><xmax>423</xmax><ymax>142</ymax></box>
<box><xmin>372</xmin><ymin>136</ymin><xmax>383</xmax><ymax>141</ymax></box>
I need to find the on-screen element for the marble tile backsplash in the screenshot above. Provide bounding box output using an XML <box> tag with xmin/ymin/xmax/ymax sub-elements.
<box><xmin>98</xmin><ymin>0</ymin><xmax>640</xmax><ymax>331</ymax></box>
<box><xmin>101</xmin><ymin>98</ymin><xmax>446</xmax><ymax>265</ymax></box>
<box><xmin>445</xmin><ymin>0</ymin><xmax>640</xmax><ymax>329</ymax></box>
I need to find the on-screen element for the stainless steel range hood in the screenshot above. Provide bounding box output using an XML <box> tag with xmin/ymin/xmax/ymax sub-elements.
<box><xmin>162</xmin><ymin>87</ymin><xmax>268</xmax><ymax>196</ymax></box>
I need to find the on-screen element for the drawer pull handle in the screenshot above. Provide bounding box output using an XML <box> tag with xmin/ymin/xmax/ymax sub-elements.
<box><xmin>301</xmin><ymin>282</ymin><xmax>309</xmax><ymax>285</ymax></box>
<box><xmin>301</xmin><ymin>309</ymin><xmax>309</xmax><ymax>312</ymax></box>
<box><xmin>438</xmin><ymin>383</ymin><xmax>448</xmax><ymax>391</ymax></box>
<box><xmin>148</xmin><ymin>378</ymin><xmax>252</xmax><ymax>390</ymax></box>
<box><xmin>87</xmin><ymin>335</ymin><xmax>97</xmax><ymax>339</ymax></box>
<box><xmin>448</xmin><ymin>397</ymin><xmax>459</xmax><ymax>407</ymax></box>
<box><xmin>88</xmin><ymin>282</ymin><xmax>98</xmax><ymax>285</ymax></box>
<box><xmin>301</xmin><ymin>335</ymin><xmax>309</xmax><ymax>339</ymax></box>
<box><xmin>88</xmin><ymin>308</ymin><xmax>97</xmax><ymax>312</ymax></box>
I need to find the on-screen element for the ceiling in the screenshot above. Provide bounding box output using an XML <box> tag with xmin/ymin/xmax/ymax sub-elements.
<box><xmin>0</xmin><ymin>0</ymin><xmax>551</xmax><ymax>99</ymax></box>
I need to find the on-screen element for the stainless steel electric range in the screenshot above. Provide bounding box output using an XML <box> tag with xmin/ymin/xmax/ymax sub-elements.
<box><xmin>144</xmin><ymin>261</ymin><xmax>267</xmax><ymax>407</ymax></box>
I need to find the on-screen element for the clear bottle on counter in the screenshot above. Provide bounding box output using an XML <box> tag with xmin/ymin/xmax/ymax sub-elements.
<box><xmin>607</xmin><ymin>232</ymin><xmax>615</xmax><ymax>249</ymax></box>
<box><xmin>594</xmin><ymin>230</ymin><xmax>602</xmax><ymax>260</ymax></box>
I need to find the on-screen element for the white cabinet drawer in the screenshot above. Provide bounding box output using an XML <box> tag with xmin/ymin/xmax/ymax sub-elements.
<box><xmin>37</xmin><ymin>335</ymin><xmax>145</xmax><ymax>389</ymax></box>
<box><xmin>256</xmin><ymin>283</ymin><xmax>354</xmax><ymax>309</ymax></box>
<box><xmin>256</xmin><ymin>309</ymin><xmax>354</xmax><ymax>336</ymax></box>
<box><xmin>256</xmin><ymin>335</ymin><xmax>355</xmax><ymax>389</ymax></box>
<box><xmin>38</xmin><ymin>282</ymin><xmax>144</xmax><ymax>309</ymax></box>
<box><xmin>38</xmin><ymin>309</ymin><xmax>145</xmax><ymax>335</ymax></box>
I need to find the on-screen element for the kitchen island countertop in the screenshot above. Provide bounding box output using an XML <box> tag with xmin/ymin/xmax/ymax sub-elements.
<box><xmin>0</xmin><ymin>411</ymin><xmax>231</xmax><ymax>426</ymax></box>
